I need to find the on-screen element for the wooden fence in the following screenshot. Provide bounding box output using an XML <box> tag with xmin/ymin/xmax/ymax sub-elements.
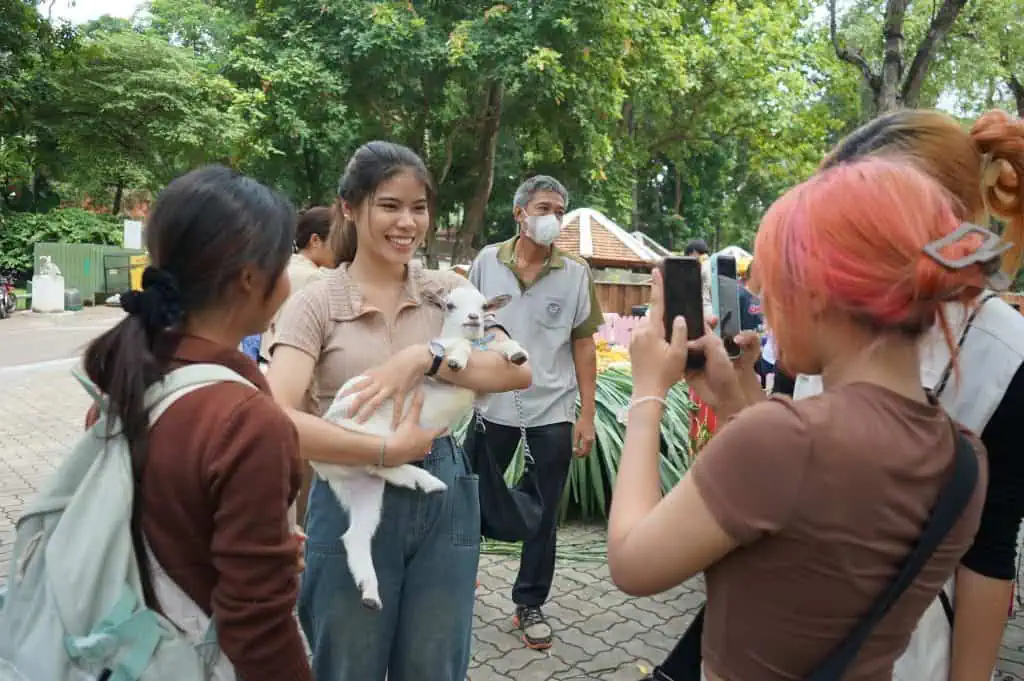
<box><xmin>595</xmin><ymin>281</ymin><xmax>651</xmax><ymax>316</ymax></box>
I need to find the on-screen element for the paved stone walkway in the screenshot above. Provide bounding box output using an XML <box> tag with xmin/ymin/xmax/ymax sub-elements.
<box><xmin>2</xmin><ymin>360</ymin><xmax>1024</xmax><ymax>679</ymax></box>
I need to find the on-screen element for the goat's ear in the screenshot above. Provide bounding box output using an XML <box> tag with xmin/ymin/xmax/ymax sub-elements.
<box><xmin>421</xmin><ymin>288</ymin><xmax>446</xmax><ymax>309</ymax></box>
<box><xmin>483</xmin><ymin>294</ymin><xmax>512</xmax><ymax>312</ymax></box>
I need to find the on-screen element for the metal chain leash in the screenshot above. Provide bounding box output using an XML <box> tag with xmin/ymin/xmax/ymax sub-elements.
<box><xmin>513</xmin><ymin>389</ymin><xmax>534</xmax><ymax>465</ymax></box>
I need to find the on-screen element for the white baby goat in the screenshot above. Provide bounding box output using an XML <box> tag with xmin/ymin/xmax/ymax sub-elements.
<box><xmin>314</xmin><ymin>285</ymin><xmax>528</xmax><ymax>610</ymax></box>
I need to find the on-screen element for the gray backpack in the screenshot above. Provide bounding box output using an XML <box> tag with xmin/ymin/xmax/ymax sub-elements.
<box><xmin>0</xmin><ymin>364</ymin><xmax>254</xmax><ymax>681</ymax></box>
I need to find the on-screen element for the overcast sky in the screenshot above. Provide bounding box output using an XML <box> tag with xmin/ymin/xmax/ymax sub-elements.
<box><xmin>46</xmin><ymin>0</ymin><xmax>143</xmax><ymax>25</ymax></box>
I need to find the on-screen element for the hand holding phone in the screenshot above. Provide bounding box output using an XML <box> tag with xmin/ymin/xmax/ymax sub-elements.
<box><xmin>660</xmin><ymin>256</ymin><xmax>706</xmax><ymax>370</ymax></box>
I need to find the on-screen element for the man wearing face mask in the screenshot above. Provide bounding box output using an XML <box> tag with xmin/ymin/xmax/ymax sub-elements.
<box><xmin>468</xmin><ymin>175</ymin><xmax>603</xmax><ymax>650</ymax></box>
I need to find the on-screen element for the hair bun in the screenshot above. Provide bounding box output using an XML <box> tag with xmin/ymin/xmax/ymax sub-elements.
<box><xmin>970</xmin><ymin>110</ymin><xmax>1024</xmax><ymax>275</ymax></box>
<box><xmin>120</xmin><ymin>266</ymin><xmax>184</xmax><ymax>336</ymax></box>
<box><xmin>971</xmin><ymin>110</ymin><xmax>1024</xmax><ymax>216</ymax></box>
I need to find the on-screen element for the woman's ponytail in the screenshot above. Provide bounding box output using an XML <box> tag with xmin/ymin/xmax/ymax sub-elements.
<box><xmin>328</xmin><ymin>199</ymin><xmax>358</xmax><ymax>266</ymax></box>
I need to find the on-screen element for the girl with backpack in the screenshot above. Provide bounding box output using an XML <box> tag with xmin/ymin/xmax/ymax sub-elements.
<box><xmin>80</xmin><ymin>166</ymin><xmax>311</xmax><ymax>680</ymax></box>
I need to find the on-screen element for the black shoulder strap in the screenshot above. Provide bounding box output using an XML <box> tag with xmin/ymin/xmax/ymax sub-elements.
<box><xmin>806</xmin><ymin>430</ymin><xmax>978</xmax><ymax>681</ymax></box>
<box><xmin>934</xmin><ymin>292</ymin><xmax>1001</xmax><ymax>397</ymax></box>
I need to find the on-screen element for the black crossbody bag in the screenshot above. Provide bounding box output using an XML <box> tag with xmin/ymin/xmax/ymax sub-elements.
<box><xmin>648</xmin><ymin>429</ymin><xmax>978</xmax><ymax>681</ymax></box>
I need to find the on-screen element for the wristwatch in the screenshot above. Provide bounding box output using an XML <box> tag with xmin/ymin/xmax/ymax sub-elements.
<box><xmin>425</xmin><ymin>340</ymin><xmax>445</xmax><ymax>377</ymax></box>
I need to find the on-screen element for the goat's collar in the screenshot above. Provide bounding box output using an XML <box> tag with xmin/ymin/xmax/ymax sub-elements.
<box><xmin>471</xmin><ymin>332</ymin><xmax>497</xmax><ymax>350</ymax></box>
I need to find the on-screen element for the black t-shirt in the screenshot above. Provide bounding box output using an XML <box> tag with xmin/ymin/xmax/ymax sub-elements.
<box><xmin>960</xmin><ymin>362</ymin><xmax>1024</xmax><ymax>579</ymax></box>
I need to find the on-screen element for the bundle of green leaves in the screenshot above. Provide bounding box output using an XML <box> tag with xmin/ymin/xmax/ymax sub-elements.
<box><xmin>451</xmin><ymin>368</ymin><xmax>695</xmax><ymax>522</ymax></box>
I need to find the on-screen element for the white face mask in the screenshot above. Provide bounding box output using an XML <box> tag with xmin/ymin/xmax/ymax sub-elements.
<box><xmin>523</xmin><ymin>213</ymin><xmax>562</xmax><ymax>246</ymax></box>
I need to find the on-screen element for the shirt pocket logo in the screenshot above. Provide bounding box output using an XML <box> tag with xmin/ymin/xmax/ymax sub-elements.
<box><xmin>540</xmin><ymin>297</ymin><xmax>567</xmax><ymax>329</ymax></box>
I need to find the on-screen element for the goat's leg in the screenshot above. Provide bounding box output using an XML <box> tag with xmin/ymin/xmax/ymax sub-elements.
<box><xmin>328</xmin><ymin>474</ymin><xmax>387</xmax><ymax>611</ymax></box>
<box><xmin>446</xmin><ymin>338</ymin><xmax>472</xmax><ymax>370</ymax></box>
<box><xmin>491</xmin><ymin>338</ymin><xmax>529</xmax><ymax>365</ymax></box>
<box><xmin>371</xmin><ymin>464</ymin><xmax>447</xmax><ymax>493</ymax></box>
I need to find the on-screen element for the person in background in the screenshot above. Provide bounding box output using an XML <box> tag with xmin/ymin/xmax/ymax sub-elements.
<box><xmin>261</xmin><ymin>206</ymin><xmax>336</xmax><ymax>360</ymax></box>
<box><xmin>261</xmin><ymin>205</ymin><xmax>336</xmax><ymax>526</ymax></box>
<box><xmin>684</xmin><ymin>238</ymin><xmax>714</xmax><ymax>320</ymax></box>
<box><xmin>737</xmin><ymin>260</ymin><xmax>770</xmax><ymax>387</ymax></box>
<box><xmin>467</xmin><ymin>174</ymin><xmax>602</xmax><ymax>650</ymax></box>
<box><xmin>84</xmin><ymin>166</ymin><xmax>311</xmax><ymax>680</ymax></box>
<box><xmin>611</xmin><ymin>158</ymin><xmax>988</xmax><ymax>681</ymax></box>
<box><xmin>267</xmin><ymin>141</ymin><xmax>531</xmax><ymax>681</ymax></box>
<box><xmin>737</xmin><ymin>260</ymin><xmax>762</xmax><ymax>332</ymax></box>
<box><xmin>798</xmin><ymin>108</ymin><xmax>1024</xmax><ymax>681</ymax></box>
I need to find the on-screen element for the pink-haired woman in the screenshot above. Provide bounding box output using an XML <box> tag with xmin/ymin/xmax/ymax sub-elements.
<box><xmin>608</xmin><ymin>158</ymin><xmax>991</xmax><ymax>681</ymax></box>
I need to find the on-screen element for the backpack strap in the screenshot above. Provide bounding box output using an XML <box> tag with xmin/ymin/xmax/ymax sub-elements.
<box><xmin>144</xmin><ymin>364</ymin><xmax>256</xmax><ymax>425</ymax></box>
<box><xmin>806</xmin><ymin>430</ymin><xmax>979</xmax><ymax>680</ymax></box>
<box><xmin>73</xmin><ymin>369</ymin><xmax>108</xmax><ymax>415</ymax></box>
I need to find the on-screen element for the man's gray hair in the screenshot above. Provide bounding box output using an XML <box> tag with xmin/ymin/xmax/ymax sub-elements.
<box><xmin>512</xmin><ymin>175</ymin><xmax>569</xmax><ymax>212</ymax></box>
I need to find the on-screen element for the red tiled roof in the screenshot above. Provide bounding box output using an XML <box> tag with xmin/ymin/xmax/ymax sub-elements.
<box><xmin>554</xmin><ymin>219</ymin><xmax>581</xmax><ymax>255</ymax></box>
<box><xmin>556</xmin><ymin>212</ymin><xmax>654</xmax><ymax>268</ymax></box>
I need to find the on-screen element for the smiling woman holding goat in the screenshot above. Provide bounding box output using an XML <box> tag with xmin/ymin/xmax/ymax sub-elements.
<box><xmin>266</xmin><ymin>140</ymin><xmax>531</xmax><ymax>681</ymax></box>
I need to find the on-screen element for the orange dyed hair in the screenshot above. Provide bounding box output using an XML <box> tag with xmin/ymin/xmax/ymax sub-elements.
<box><xmin>821</xmin><ymin>109</ymin><xmax>1024</xmax><ymax>278</ymax></box>
<box><xmin>756</xmin><ymin>158</ymin><xmax>989</xmax><ymax>366</ymax></box>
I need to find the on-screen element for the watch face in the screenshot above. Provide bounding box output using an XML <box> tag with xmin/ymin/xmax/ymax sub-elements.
<box><xmin>429</xmin><ymin>340</ymin><xmax>445</xmax><ymax>357</ymax></box>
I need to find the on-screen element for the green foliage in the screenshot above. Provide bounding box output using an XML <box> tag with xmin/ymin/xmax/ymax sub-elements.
<box><xmin>0</xmin><ymin>208</ymin><xmax>121</xmax><ymax>273</ymax></box>
<box><xmin>3</xmin><ymin>0</ymin><xmax>1008</xmax><ymax>265</ymax></box>
<box><xmin>451</xmin><ymin>369</ymin><xmax>695</xmax><ymax>522</ymax></box>
<box><xmin>46</xmin><ymin>27</ymin><xmax>258</xmax><ymax>206</ymax></box>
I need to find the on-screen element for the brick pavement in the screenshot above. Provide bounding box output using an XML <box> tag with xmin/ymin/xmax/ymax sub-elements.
<box><xmin>3</xmin><ymin>362</ymin><xmax>1024</xmax><ymax>679</ymax></box>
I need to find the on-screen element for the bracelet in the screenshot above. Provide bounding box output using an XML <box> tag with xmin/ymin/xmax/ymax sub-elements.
<box><xmin>616</xmin><ymin>395</ymin><xmax>667</xmax><ymax>425</ymax></box>
<box><xmin>378</xmin><ymin>439</ymin><xmax>387</xmax><ymax>467</ymax></box>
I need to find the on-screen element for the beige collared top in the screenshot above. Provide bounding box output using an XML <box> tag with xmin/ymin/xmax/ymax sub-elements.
<box><xmin>271</xmin><ymin>261</ymin><xmax>468</xmax><ymax>416</ymax></box>
<box><xmin>261</xmin><ymin>253</ymin><xmax>328</xmax><ymax>361</ymax></box>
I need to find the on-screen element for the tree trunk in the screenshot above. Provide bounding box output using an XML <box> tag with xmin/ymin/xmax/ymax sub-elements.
<box><xmin>451</xmin><ymin>80</ymin><xmax>504</xmax><ymax>265</ymax></box>
<box><xmin>112</xmin><ymin>181</ymin><xmax>124</xmax><ymax>215</ymax></box>
<box><xmin>876</xmin><ymin>0</ymin><xmax>908</xmax><ymax>113</ymax></box>
<box><xmin>901</xmin><ymin>0</ymin><xmax>969</xmax><ymax>108</ymax></box>
<box><xmin>830</xmin><ymin>0</ymin><xmax>968</xmax><ymax>115</ymax></box>
<box><xmin>301</xmin><ymin>144</ymin><xmax>323</xmax><ymax>206</ymax></box>
<box><xmin>623</xmin><ymin>100</ymin><xmax>640</xmax><ymax>231</ymax></box>
<box><xmin>1010</xmin><ymin>75</ymin><xmax>1024</xmax><ymax>118</ymax></box>
<box><xmin>672</xmin><ymin>162</ymin><xmax>683</xmax><ymax>216</ymax></box>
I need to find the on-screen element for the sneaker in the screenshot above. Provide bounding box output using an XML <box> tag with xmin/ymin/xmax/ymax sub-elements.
<box><xmin>513</xmin><ymin>605</ymin><xmax>552</xmax><ymax>649</ymax></box>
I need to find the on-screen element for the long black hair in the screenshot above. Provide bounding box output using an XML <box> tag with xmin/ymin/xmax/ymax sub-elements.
<box><xmin>83</xmin><ymin>165</ymin><xmax>294</xmax><ymax>606</ymax></box>
<box><xmin>331</xmin><ymin>141</ymin><xmax>433</xmax><ymax>264</ymax></box>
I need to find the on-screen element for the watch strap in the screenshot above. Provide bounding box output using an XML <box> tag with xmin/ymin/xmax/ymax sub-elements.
<box><xmin>425</xmin><ymin>343</ymin><xmax>444</xmax><ymax>377</ymax></box>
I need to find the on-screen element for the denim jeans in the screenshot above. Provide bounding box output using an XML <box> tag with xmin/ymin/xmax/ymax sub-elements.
<box><xmin>298</xmin><ymin>436</ymin><xmax>480</xmax><ymax>681</ymax></box>
<box><xmin>463</xmin><ymin>419</ymin><xmax>573</xmax><ymax>607</ymax></box>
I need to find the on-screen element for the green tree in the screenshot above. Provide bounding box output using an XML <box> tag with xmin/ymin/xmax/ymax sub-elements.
<box><xmin>45</xmin><ymin>27</ymin><xmax>259</xmax><ymax>213</ymax></box>
<box><xmin>929</xmin><ymin>0</ymin><xmax>1024</xmax><ymax>117</ymax></box>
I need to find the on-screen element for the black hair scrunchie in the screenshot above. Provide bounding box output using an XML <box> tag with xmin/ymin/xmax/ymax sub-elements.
<box><xmin>120</xmin><ymin>266</ymin><xmax>184</xmax><ymax>336</ymax></box>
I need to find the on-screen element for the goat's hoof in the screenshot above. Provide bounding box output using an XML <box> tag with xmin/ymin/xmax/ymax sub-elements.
<box><xmin>447</xmin><ymin>358</ymin><xmax>466</xmax><ymax>370</ymax></box>
<box><xmin>361</xmin><ymin>596</ymin><xmax>383</xmax><ymax>611</ymax></box>
<box><xmin>508</xmin><ymin>351</ymin><xmax>528</xmax><ymax>365</ymax></box>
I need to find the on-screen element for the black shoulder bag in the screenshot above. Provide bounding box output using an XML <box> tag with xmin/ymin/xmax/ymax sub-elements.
<box><xmin>648</xmin><ymin>430</ymin><xmax>978</xmax><ymax>681</ymax></box>
<box><xmin>462</xmin><ymin>393</ymin><xmax>545</xmax><ymax>543</ymax></box>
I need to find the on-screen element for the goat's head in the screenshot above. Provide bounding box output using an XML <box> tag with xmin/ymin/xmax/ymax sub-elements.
<box><xmin>422</xmin><ymin>286</ymin><xmax>511</xmax><ymax>340</ymax></box>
